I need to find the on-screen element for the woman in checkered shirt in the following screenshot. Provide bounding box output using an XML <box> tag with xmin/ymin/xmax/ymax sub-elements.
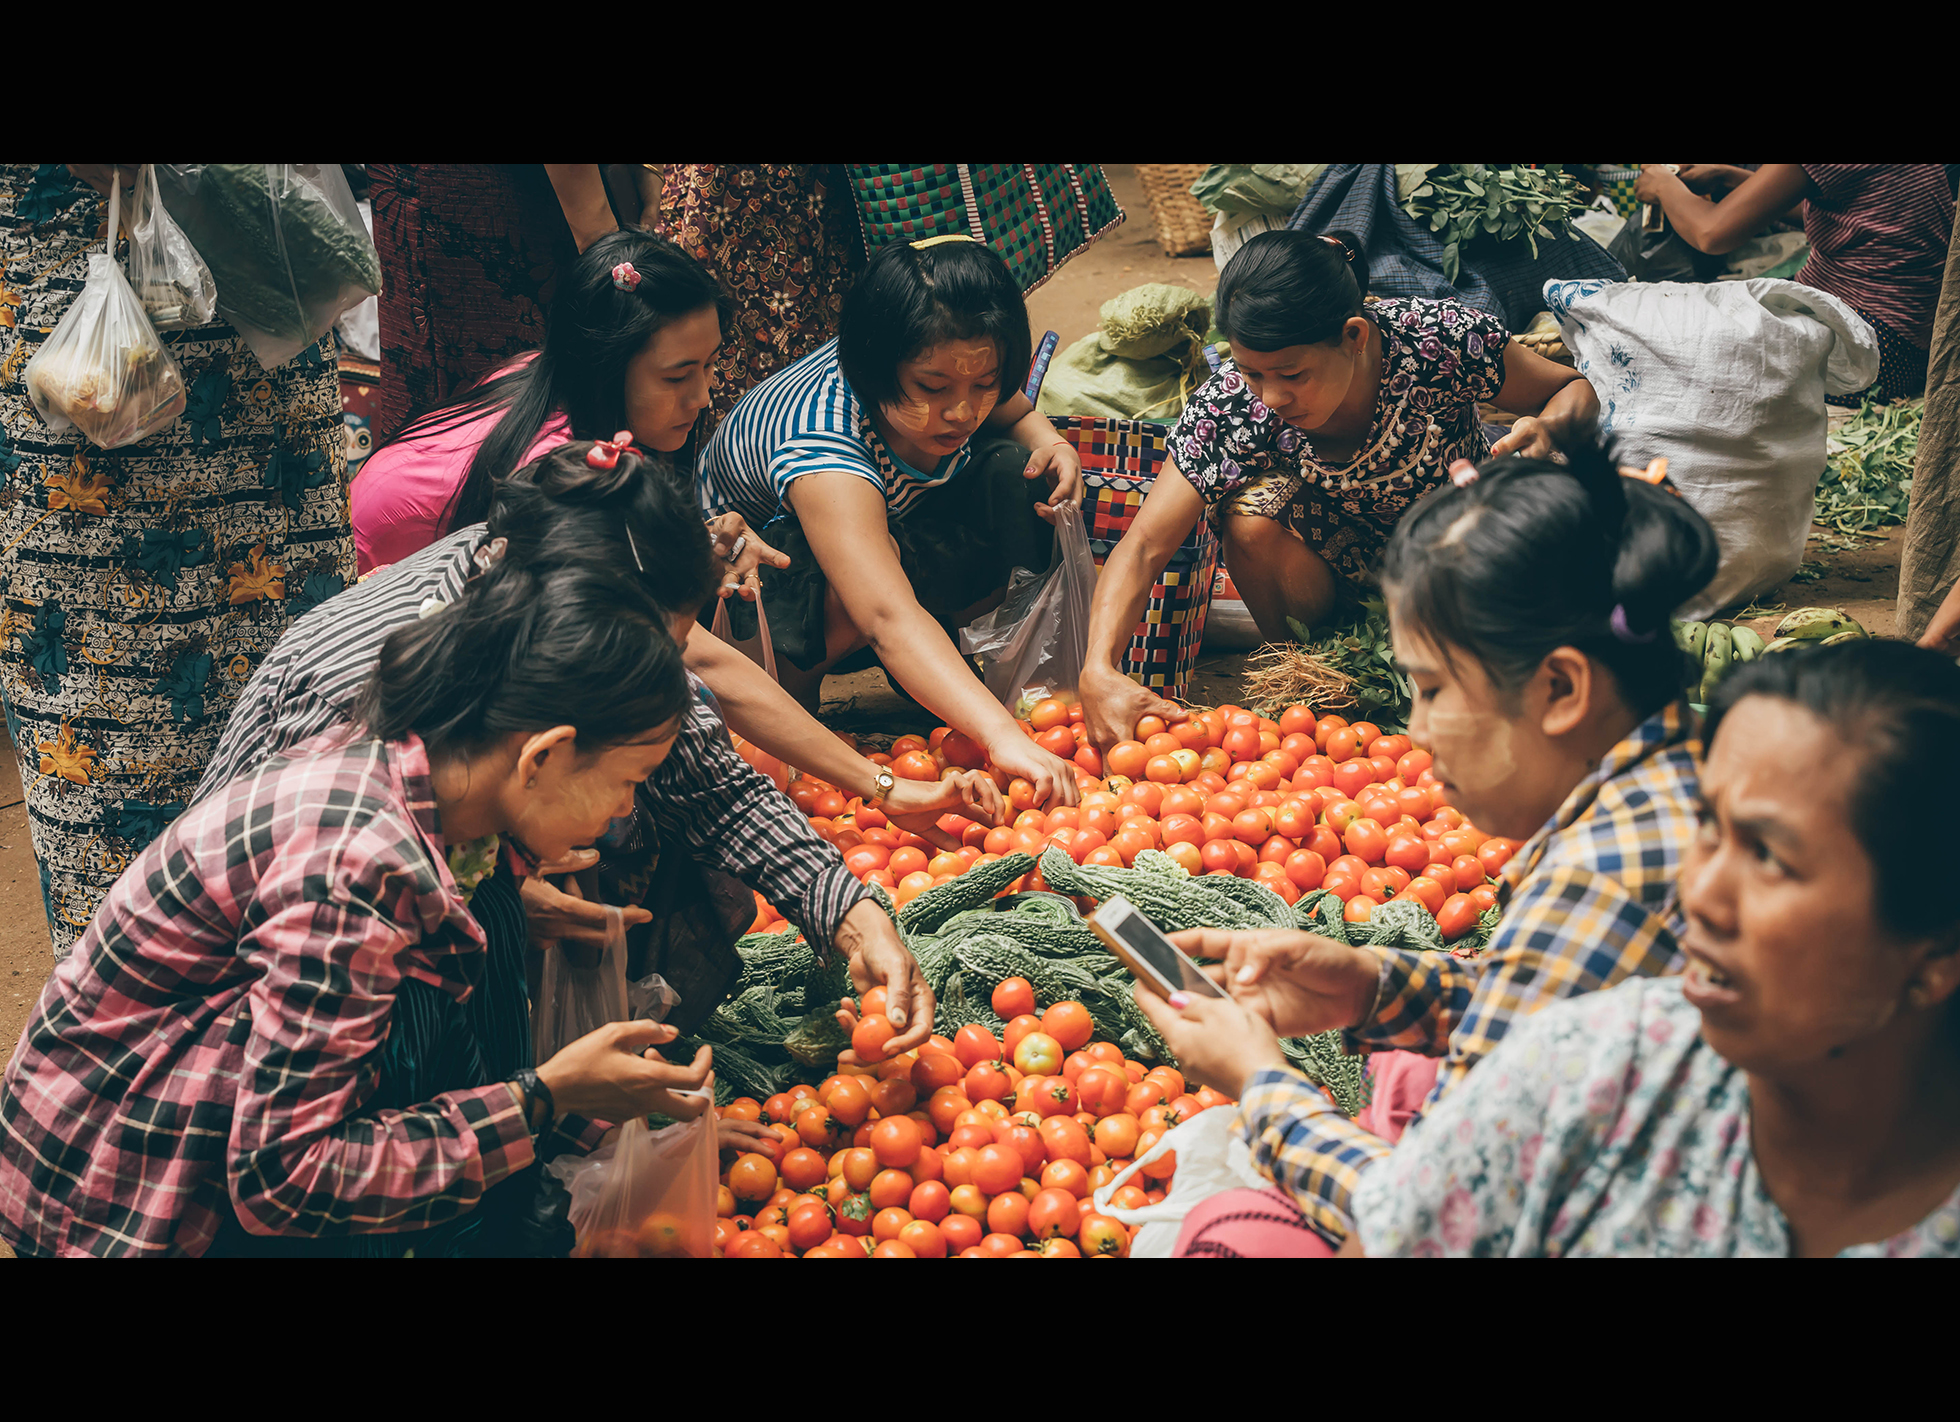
<box><xmin>0</xmin><ymin>562</ymin><xmax>721</xmax><ymax>1257</ymax></box>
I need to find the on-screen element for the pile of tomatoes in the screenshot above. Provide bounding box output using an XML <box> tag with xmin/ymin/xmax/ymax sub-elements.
<box><xmin>763</xmin><ymin>699</ymin><xmax>1517</xmax><ymax>940</ymax></box>
<box><xmin>715</xmin><ymin>983</ymin><xmax>1226</xmax><ymax>1258</ymax></box>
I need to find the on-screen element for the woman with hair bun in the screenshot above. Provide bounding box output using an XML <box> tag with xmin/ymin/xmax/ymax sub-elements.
<box><xmin>1130</xmin><ymin>425</ymin><xmax>1721</xmax><ymax>1257</ymax></box>
<box><xmin>1079</xmin><ymin>228</ymin><xmax>1600</xmax><ymax>753</ymax></box>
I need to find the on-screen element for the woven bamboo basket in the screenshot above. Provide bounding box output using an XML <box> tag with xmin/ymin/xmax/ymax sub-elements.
<box><xmin>1135</xmin><ymin>164</ymin><xmax>1213</xmax><ymax>258</ymax></box>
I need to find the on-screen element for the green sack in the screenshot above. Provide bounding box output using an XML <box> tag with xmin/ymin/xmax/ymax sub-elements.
<box><xmin>1037</xmin><ymin>283</ymin><xmax>1211</xmax><ymax>423</ymax></box>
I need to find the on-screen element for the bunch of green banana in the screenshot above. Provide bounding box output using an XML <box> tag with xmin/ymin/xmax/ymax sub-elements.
<box><xmin>1673</xmin><ymin>618</ymin><xmax>1768</xmax><ymax>704</ymax></box>
<box><xmin>1761</xmin><ymin>607</ymin><xmax>1868</xmax><ymax>654</ymax></box>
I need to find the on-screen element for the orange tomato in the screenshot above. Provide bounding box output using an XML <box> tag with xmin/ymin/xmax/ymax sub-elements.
<box><xmin>727</xmin><ymin>1153</ymin><xmax>779</xmax><ymax>1202</ymax></box>
<box><xmin>1093</xmin><ymin>1112</ymin><xmax>1141</xmax><ymax>1158</ymax></box>
<box><xmin>898</xmin><ymin>1218</ymin><xmax>948</xmax><ymax>1258</ymax></box>
<box><xmin>1041</xmin><ymin>1000</ymin><xmax>1094</xmax><ymax>1052</ymax></box>
<box><xmin>1344</xmin><ymin>818</ymin><xmax>1389</xmax><ymax>865</ymax></box>
<box><xmin>1030</xmin><ymin>698</ymin><xmax>1071</xmax><ymax>732</ymax></box>
<box><xmin>1344</xmin><ymin>893</ymin><xmax>1379</xmax><ymax>923</ymax></box>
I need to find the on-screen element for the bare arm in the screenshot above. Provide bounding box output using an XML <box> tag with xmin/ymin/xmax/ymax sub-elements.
<box><xmin>1079</xmin><ymin>460</ymin><xmax>1206</xmax><ymax>752</ymax></box>
<box><xmin>543</xmin><ymin>164</ymin><xmax>619</xmax><ymax>255</ymax></box>
<box><xmin>788</xmin><ymin>471</ymin><xmax>1079</xmax><ymax>807</ymax></box>
<box><xmin>987</xmin><ymin>391</ymin><xmax>1084</xmax><ymax>518</ymax></box>
<box><xmin>1635</xmin><ymin>162</ymin><xmax>1812</xmax><ymax>257</ymax></box>
<box><xmin>1487</xmin><ymin>342</ymin><xmax>1602</xmax><ymax>460</ymax></box>
<box><xmin>681</xmin><ymin>622</ymin><xmax>1002</xmax><ymax>835</ymax></box>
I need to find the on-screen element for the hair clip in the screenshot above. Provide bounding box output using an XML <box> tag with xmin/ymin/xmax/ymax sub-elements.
<box><xmin>908</xmin><ymin>233</ymin><xmax>979</xmax><ymax>252</ymax></box>
<box><xmin>1321</xmin><ymin>235</ymin><xmax>1356</xmax><ymax>263</ymax></box>
<box><xmin>1610</xmin><ymin>604</ymin><xmax>1658</xmax><ymax>645</ymax></box>
<box><xmin>584</xmin><ymin>430</ymin><xmax>637</xmax><ymax>471</ymax></box>
<box><xmin>611</xmin><ymin>261</ymin><xmax>641</xmax><ymax>292</ymax></box>
<box><xmin>625</xmin><ymin>525</ymin><xmax>646</xmax><ymax>574</ymax></box>
<box><xmin>1448</xmin><ymin>458</ymin><xmax>1481</xmax><ymax>488</ymax></box>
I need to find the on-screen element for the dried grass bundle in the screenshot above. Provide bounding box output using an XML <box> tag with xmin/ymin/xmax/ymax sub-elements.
<box><xmin>1240</xmin><ymin>642</ymin><xmax>1357</xmax><ymax>715</ymax></box>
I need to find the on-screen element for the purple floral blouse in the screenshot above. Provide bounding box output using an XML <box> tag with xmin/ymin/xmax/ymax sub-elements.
<box><xmin>1168</xmin><ymin>297</ymin><xmax>1510</xmax><ymax>583</ymax></box>
<box><xmin>1350</xmin><ymin>976</ymin><xmax>1960</xmax><ymax>1258</ymax></box>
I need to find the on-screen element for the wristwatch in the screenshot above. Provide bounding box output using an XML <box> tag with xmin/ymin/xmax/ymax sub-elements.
<box><xmin>867</xmin><ymin>767</ymin><xmax>896</xmax><ymax>809</ymax></box>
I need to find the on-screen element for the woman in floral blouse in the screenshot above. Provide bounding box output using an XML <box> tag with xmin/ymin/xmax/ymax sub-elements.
<box><xmin>1080</xmin><ymin>229</ymin><xmax>1597</xmax><ymax>752</ymax></box>
<box><xmin>1351</xmin><ymin>640</ymin><xmax>1960</xmax><ymax>1257</ymax></box>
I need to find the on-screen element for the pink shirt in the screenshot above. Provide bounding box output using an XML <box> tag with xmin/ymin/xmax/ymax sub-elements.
<box><xmin>351</xmin><ymin>398</ymin><xmax>571</xmax><ymax>573</ymax></box>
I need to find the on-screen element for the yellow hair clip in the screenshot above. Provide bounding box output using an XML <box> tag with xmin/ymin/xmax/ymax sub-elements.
<box><xmin>908</xmin><ymin>233</ymin><xmax>979</xmax><ymax>251</ymax></box>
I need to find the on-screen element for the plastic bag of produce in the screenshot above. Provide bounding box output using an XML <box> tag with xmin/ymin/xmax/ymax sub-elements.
<box><xmin>552</xmin><ymin>1093</ymin><xmax>719</xmax><ymax>1258</ymax></box>
<box><xmin>532</xmin><ymin>903</ymin><xmax>630</xmax><ymax>1065</ymax></box>
<box><xmin>25</xmin><ymin>182</ymin><xmax>185</xmax><ymax>449</ymax></box>
<box><xmin>156</xmin><ymin>163</ymin><xmax>381</xmax><ymax>369</ymax></box>
<box><xmin>960</xmin><ymin>500</ymin><xmax>1097</xmax><ymax>710</ymax></box>
<box><xmin>1037</xmin><ymin>284</ymin><xmax>1212</xmax><ymax>423</ymax></box>
<box><xmin>1546</xmin><ymin>277</ymin><xmax>1880</xmax><ymax>614</ymax></box>
<box><xmin>1090</xmin><ymin>1104</ymin><xmax>1267</xmax><ymax>1258</ymax></box>
<box><xmin>126</xmin><ymin>163</ymin><xmax>216</xmax><ymax>331</ymax></box>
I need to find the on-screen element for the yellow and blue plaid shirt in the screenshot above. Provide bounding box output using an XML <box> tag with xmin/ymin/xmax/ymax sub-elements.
<box><xmin>1239</xmin><ymin>700</ymin><xmax>1701</xmax><ymax>1242</ymax></box>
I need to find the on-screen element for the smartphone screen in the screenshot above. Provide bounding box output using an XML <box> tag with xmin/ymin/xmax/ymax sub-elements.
<box><xmin>1090</xmin><ymin>896</ymin><xmax>1228</xmax><ymax>999</ymax></box>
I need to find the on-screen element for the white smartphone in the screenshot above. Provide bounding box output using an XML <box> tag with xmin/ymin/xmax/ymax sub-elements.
<box><xmin>1088</xmin><ymin>895</ymin><xmax>1229</xmax><ymax>1001</ymax></box>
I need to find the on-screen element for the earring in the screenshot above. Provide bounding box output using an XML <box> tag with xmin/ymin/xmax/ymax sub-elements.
<box><xmin>526</xmin><ymin>778</ymin><xmax>536</xmax><ymax>789</ymax></box>
<box><xmin>1907</xmin><ymin>984</ymin><xmax>1931</xmax><ymax>1010</ymax></box>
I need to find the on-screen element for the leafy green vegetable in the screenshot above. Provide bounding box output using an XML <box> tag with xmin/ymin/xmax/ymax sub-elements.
<box><xmin>1818</xmin><ymin>395</ymin><xmax>1920</xmax><ymax>534</ymax></box>
<box><xmin>1244</xmin><ymin>596</ymin><xmax>1412</xmax><ymax>731</ymax></box>
<box><xmin>1402</xmin><ymin>164</ymin><xmax>1589</xmax><ymax>284</ymax></box>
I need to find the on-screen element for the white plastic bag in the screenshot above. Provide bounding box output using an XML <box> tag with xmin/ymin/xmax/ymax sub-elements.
<box><xmin>126</xmin><ymin>163</ymin><xmax>216</xmax><ymax>330</ymax></box>
<box><xmin>532</xmin><ymin>903</ymin><xmax>629</xmax><ymax>1065</ymax></box>
<box><xmin>960</xmin><ymin>501</ymin><xmax>1099</xmax><ymax>710</ymax></box>
<box><xmin>551</xmin><ymin>1098</ymin><xmax>720</xmax><ymax>1258</ymax></box>
<box><xmin>156</xmin><ymin>163</ymin><xmax>381</xmax><ymax>370</ymax></box>
<box><xmin>1090</xmin><ymin>1104</ymin><xmax>1268</xmax><ymax>1258</ymax></box>
<box><xmin>1545</xmin><ymin>277</ymin><xmax>1880</xmax><ymax>614</ymax></box>
<box><xmin>24</xmin><ymin>180</ymin><xmax>186</xmax><ymax>449</ymax></box>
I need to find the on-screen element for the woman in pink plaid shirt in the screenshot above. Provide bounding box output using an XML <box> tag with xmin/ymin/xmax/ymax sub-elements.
<box><xmin>0</xmin><ymin>560</ymin><xmax>717</xmax><ymax>1257</ymax></box>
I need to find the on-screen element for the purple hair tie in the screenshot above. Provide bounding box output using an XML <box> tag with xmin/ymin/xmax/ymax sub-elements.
<box><xmin>1610</xmin><ymin>604</ymin><xmax>1657</xmax><ymax>644</ymax></box>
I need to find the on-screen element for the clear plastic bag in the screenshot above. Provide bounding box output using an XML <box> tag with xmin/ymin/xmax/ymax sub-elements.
<box><xmin>551</xmin><ymin>1097</ymin><xmax>720</xmax><ymax>1258</ymax></box>
<box><xmin>155</xmin><ymin>163</ymin><xmax>381</xmax><ymax>369</ymax></box>
<box><xmin>24</xmin><ymin>180</ymin><xmax>186</xmax><ymax>450</ymax></box>
<box><xmin>1089</xmin><ymin>1104</ymin><xmax>1266</xmax><ymax>1258</ymax></box>
<box><xmin>126</xmin><ymin>163</ymin><xmax>216</xmax><ymax>330</ymax></box>
<box><xmin>710</xmin><ymin>591</ymin><xmax>790</xmax><ymax>790</ymax></box>
<box><xmin>531</xmin><ymin>903</ymin><xmax>630</xmax><ymax>1065</ymax></box>
<box><xmin>959</xmin><ymin>501</ymin><xmax>1099</xmax><ymax>712</ymax></box>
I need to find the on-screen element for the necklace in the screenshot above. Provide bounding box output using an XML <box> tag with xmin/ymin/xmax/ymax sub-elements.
<box><xmin>1298</xmin><ymin>323</ymin><xmax>1446</xmax><ymax>493</ymax></box>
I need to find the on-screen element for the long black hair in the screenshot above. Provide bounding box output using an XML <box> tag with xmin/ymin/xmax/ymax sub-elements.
<box><xmin>1214</xmin><ymin>228</ymin><xmax>1371</xmax><ymax>350</ymax></box>
<box><xmin>837</xmin><ymin>238</ymin><xmax>1031</xmax><ymax>413</ymax></box>
<box><xmin>1708</xmin><ymin>640</ymin><xmax>1960</xmax><ymax>940</ymax></box>
<box><xmin>355</xmin><ymin>559</ymin><xmax>689</xmax><ymax>759</ymax></box>
<box><xmin>384</xmin><ymin>230</ymin><xmax>728</xmax><ymax>538</ymax></box>
<box><xmin>485</xmin><ymin>440</ymin><xmax>720</xmax><ymax>617</ymax></box>
<box><xmin>1380</xmin><ymin>424</ymin><xmax>1721</xmax><ymax>718</ymax></box>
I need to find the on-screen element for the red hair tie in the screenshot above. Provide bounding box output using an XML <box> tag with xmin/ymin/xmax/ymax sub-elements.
<box><xmin>585</xmin><ymin>430</ymin><xmax>638</xmax><ymax>470</ymax></box>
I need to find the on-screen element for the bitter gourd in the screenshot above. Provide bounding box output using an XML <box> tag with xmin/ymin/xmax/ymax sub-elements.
<box><xmin>1280</xmin><ymin>1031</ymin><xmax>1367</xmax><ymax>1117</ymax></box>
<box><xmin>953</xmin><ymin>932</ymin><xmax>1103</xmax><ymax>1002</ymax></box>
<box><xmin>1187</xmin><ymin>873</ymin><xmax>1295</xmax><ymax>927</ymax></box>
<box><xmin>899</xmin><ymin>852</ymin><xmax>1034</xmax><ymax>934</ymax></box>
<box><xmin>1039</xmin><ymin>847</ymin><xmax>1267</xmax><ymax>930</ymax></box>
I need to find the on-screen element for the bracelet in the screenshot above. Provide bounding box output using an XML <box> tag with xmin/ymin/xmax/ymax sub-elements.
<box><xmin>512</xmin><ymin>1068</ymin><xmax>555</xmax><ymax>1137</ymax></box>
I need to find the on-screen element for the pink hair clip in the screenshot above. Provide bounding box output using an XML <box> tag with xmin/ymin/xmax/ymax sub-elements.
<box><xmin>1449</xmin><ymin>458</ymin><xmax>1481</xmax><ymax>488</ymax></box>
<box><xmin>585</xmin><ymin>430</ymin><xmax>638</xmax><ymax>471</ymax></box>
<box><xmin>611</xmin><ymin>261</ymin><xmax>641</xmax><ymax>292</ymax></box>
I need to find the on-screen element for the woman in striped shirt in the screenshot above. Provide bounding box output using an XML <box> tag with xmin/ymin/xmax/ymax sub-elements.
<box><xmin>697</xmin><ymin>236</ymin><xmax>1088</xmax><ymax>810</ymax></box>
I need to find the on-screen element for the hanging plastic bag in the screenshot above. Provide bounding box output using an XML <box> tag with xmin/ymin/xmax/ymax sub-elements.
<box><xmin>126</xmin><ymin>163</ymin><xmax>216</xmax><ymax>330</ymax></box>
<box><xmin>24</xmin><ymin>179</ymin><xmax>186</xmax><ymax>449</ymax></box>
<box><xmin>1090</xmin><ymin>1104</ymin><xmax>1268</xmax><ymax>1258</ymax></box>
<box><xmin>959</xmin><ymin>501</ymin><xmax>1098</xmax><ymax>713</ymax></box>
<box><xmin>628</xmin><ymin>971</ymin><xmax>681</xmax><ymax>1023</ymax></box>
<box><xmin>550</xmin><ymin>1089</ymin><xmax>720</xmax><ymax>1258</ymax></box>
<box><xmin>532</xmin><ymin>903</ymin><xmax>630</xmax><ymax>1065</ymax></box>
<box><xmin>155</xmin><ymin>163</ymin><xmax>381</xmax><ymax>370</ymax></box>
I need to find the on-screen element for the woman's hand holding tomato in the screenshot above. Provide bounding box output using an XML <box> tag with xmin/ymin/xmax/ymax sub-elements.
<box><xmin>832</xmin><ymin>901</ymin><xmax>936</xmax><ymax>1062</ymax></box>
<box><xmin>985</xmin><ymin>732</ymin><xmax>1081</xmax><ymax>812</ymax></box>
<box><xmin>1079</xmin><ymin>661</ymin><xmax>1188</xmax><ymax>759</ymax></box>
<box><xmin>882</xmin><ymin>767</ymin><xmax>1005</xmax><ymax>849</ymax></box>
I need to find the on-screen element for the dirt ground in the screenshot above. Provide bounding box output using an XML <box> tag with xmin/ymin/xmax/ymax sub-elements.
<box><xmin>0</xmin><ymin>167</ymin><xmax>1910</xmax><ymax>1261</ymax></box>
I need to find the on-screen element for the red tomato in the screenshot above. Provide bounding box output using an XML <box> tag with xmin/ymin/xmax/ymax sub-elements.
<box><xmin>1469</xmin><ymin>884</ymin><xmax>1498</xmax><ymax>913</ymax></box>
<box><xmin>1479</xmin><ymin>838</ymin><xmax>1518</xmax><ymax>877</ymax></box>
<box><xmin>1041</xmin><ymin>1001</ymin><xmax>1094</xmax><ymax>1052</ymax></box>
<box><xmin>1273</xmin><ymin>798</ymin><xmax>1316</xmax><ymax>839</ymax></box>
<box><xmin>1038</xmin><ymin>1115</ymin><xmax>1094</xmax><ymax>1168</ymax></box>
<box><xmin>1344</xmin><ymin>818</ymin><xmax>1389</xmax><ymax>865</ymax></box>
<box><xmin>1256</xmin><ymin>864</ymin><xmax>1302</xmax><ymax>903</ymax></box>
<box><xmin>1436</xmin><ymin>892</ymin><xmax>1480</xmax><ymax>940</ymax></box>
<box><xmin>1422</xmin><ymin>860</ymin><xmax>1457</xmax><ymax>894</ymax></box>
<box><xmin>1397</xmin><ymin>748</ymin><xmax>1434</xmax><ymax>782</ymax></box>
<box><xmin>986</xmin><ymin>1188</ymin><xmax>1031</xmax><ymax>1238</ymax></box>
<box><xmin>1073</xmin><ymin>1065</ymin><xmax>1127</xmax><ymax>1116</ymax></box>
<box><xmin>1452</xmin><ymin>854</ymin><xmax>1486</xmax><ymax>888</ymax></box>
<box><xmin>1384</xmin><ymin>835</ymin><xmax>1433</xmax><ymax>876</ymax></box>
<box><xmin>1344</xmin><ymin>893</ymin><xmax>1379</xmax><ymax>923</ymax></box>
<box><xmin>1162</xmin><ymin>841</ymin><xmax>1204</xmax><ymax>874</ymax></box>
<box><xmin>952</xmin><ymin>1024</ymin><xmax>1002</xmax><ymax>1069</ymax></box>
<box><xmin>1027</xmin><ymin>1187</ymin><xmax>1082</xmax><ymax>1240</ymax></box>
<box><xmin>1001</xmin><ymin>1013</ymin><xmax>1043</xmax><ymax>1060</ymax></box>
<box><xmin>1232</xmin><ymin>808</ymin><xmax>1274</xmax><ymax>844</ymax></box>
<box><xmin>1200</xmin><ymin>839</ymin><xmax>1239</xmax><ymax>874</ymax></box>
<box><xmin>990</xmin><ymin>977</ymin><xmax>1036</xmax><ymax>1020</ymax></box>
<box><xmin>1280</xmin><ymin>849</ymin><xmax>1327</xmax><ymax>891</ymax></box>
<box><xmin>850</xmin><ymin>1013</ymin><xmax>896</xmax><ymax>1064</ymax></box>
<box><xmin>911</xmin><ymin>1053</ymin><xmax>963</xmax><ymax>1097</ymax></box>
<box><xmin>963</xmin><ymin>1063</ymin><xmax>1012</xmax><ymax>1104</ymax></box>
<box><xmin>1258</xmin><ymin>833</ymin><xmax>1296</xmax><ymax>865</ymax></box>
<box><xmin>1401</xmin><ymin>875</ymin><xmax>1447</xmax><ymax>914</ymax></box>
<box><xmin>1027</xmin><ymin>1076</ymin><xmax>1074</xmax><ymax>1118</ymax></box>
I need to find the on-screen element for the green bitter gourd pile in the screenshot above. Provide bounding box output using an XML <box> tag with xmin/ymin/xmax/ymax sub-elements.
<box><xmin>673</xmin><ymin>843</ymin><xmax>1499</xmax><ymax>1118</ymax></box>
